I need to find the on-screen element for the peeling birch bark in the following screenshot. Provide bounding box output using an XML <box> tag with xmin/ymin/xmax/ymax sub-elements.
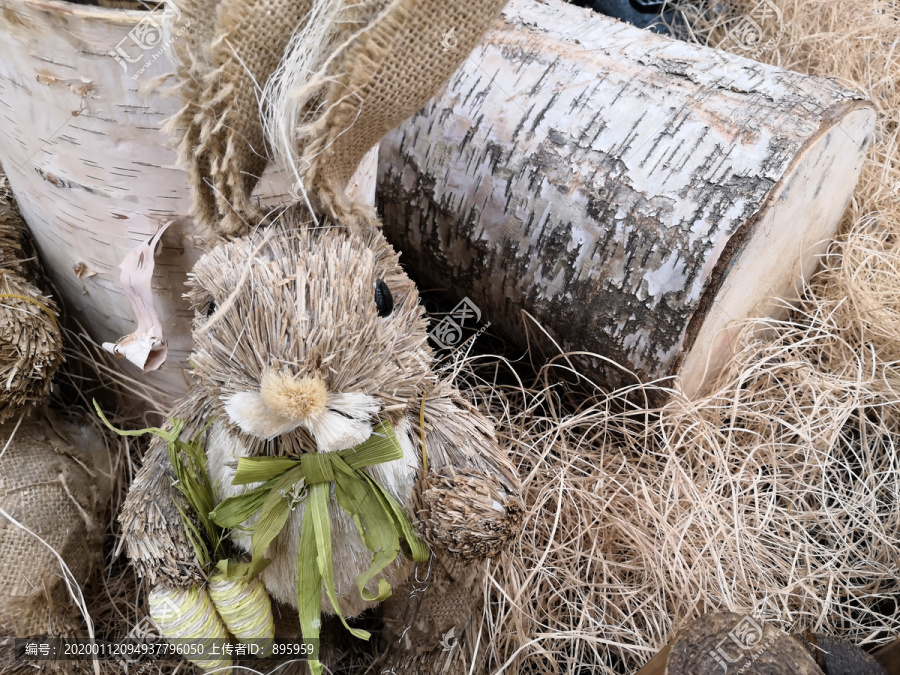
<box><xmin>346</xmin><ymin>145</ymin><xmax>379</xmax><ymax>208</ymax></box>
<box><xmin>101</xmin><ymin>220</ymin><xmax>171</xmax><ymax>371</ymax></box>
<box><xmin>377</xmin><ymin>0</ymin><xmax>875</xmax><ymax>398</ymax></box>
<box><xmin>0</xmin><ymin>0</ymin><xmax>292</xmax><ymax>406</ymax></box>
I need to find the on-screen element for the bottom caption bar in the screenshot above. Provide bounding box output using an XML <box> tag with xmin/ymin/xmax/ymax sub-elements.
<box><xmin>12</xmin><ymin>638</ymin><xmax>319</xmax><ymax>660</ymax></box>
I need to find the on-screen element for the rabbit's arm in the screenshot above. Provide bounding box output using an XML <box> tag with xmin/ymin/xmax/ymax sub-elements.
<box><xmin>409</xmin><ymin>381</ymin><xmax>524</xmax><ymax>562</ymax></box>
<box><xmin>120</xmin><ymin>433</ymin><xmax>205</xmax><ymax>588</ymax></box>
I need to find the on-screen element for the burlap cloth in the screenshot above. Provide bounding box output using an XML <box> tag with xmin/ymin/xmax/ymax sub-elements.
<box><xmin>167</xmin><ymin>0</ymin><xmax>509</xmax><ymax>239</ymax></box>
<box><xmin>0</xmin><ymin>413</ymin><xmax>112</xmax><ymax>637</ymax></box>
<box><xmin>378</xmin><ymin>556</ymin><xmax>487</xmax><ymax>674</ymax></box>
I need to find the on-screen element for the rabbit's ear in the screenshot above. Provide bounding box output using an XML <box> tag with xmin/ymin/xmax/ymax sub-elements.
<box><xmin>410</xmin><ymin>382</ymin><xmax>524</xmax><ymax>562</ymax></box>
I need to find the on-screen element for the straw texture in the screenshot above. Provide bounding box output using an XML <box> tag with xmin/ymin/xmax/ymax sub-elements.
<box><xmin>414</xmin><ymin>382</ymin><xmax>523</xmax><ymax>562</ymax></box>
<box><xmin>0</xmin><ymin>174</ymin><xmax>63</xmax><ymax>421</ymax></box>
<box><xmin>120</xmin><ymin>208</ymin><xmax>522</xmax><ymax>668</ymax></box>
<box><xmin>167</xmin><ymin>0</ymin><xmax>508</xmax><ymax>238</ymax></box>
<box><xmin>118</xmin><ymin>399</ymin><xmax>212</xmax><ymax>589</ymax></box>
<box><xmin>45</xmin><ymin>1</ymin><xmax>900</xmax><ymax>673</ymax></box>
<box><xmin>474</xmin><ymin>2</ymin><xmax>900</xmax><ymax>671</ymax></box>
<box><xmin>148</xmin><ymin>583</ymin><xmax>232</xmax><ymax>671</ymax></box>
<box><xmin>207</xmin><ymin>573</ymin><xmax>275</xmax><ymax>642</ymax></box>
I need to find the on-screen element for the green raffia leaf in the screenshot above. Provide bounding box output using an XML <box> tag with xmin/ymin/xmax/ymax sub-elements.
<box><xmin>362</xmin><ymin>472</ymin><xmax>431</xmax><ymax>563</ymax></box>
<box><xmin>298</xmin><ymin>501</ymin><xmax>325</xmax><ymax>675</ymax></box>
<box><xmin>332</xmin><ymin>458</ymin><xmax>397</xmax><ymax>603</ymax></box>
<box><xmin>93</xmin><ymin>400</ymin><xmax>226</xmax><ymax>567</ymax></box>
<box><xmin>93</xmin><ymin>399</ymin><xmax>172</xmax><ymax>441</ymax></box>
<box><xmin>246</xmin><ymin>466</ymin><xmax>306</xmax><ymax>578</ymax></box>
<box><xmin>340</xmin><ymin>420</ymin><xmax>404</xmax><ymax>469</ymax></box>
<box><xmin>210</xmin><ymin>479</ymin><xmax>278</xmax><ymax>528</ymax></box>
<box><xmin>214</xmin><ymin>558</ymin><xmax>252</xmax><ymax>580</ymax></box>
<box><xmin>173</xmin><ymin>503</ymin><xmax>209</xmax><ymax>567</ymax></box>
<box><xmin>232</xmin><ymin>456</ymin><xmax>300</xmax><ymax>484</ymax></box>
<box><xmin>308</xmin><ymin>482</ymin><xmax>370</xmax><ymax>640</ymax></box>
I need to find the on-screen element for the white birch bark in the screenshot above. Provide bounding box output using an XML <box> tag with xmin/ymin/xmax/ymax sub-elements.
<box><xmin>377</xmin><ymin>0</ymin><xmax>875</xmax><ymax>397</ymax></box>
<box><xmin>0</xmin><ymin>0</ymin><xmax>292</xmax><ymax>407</ymax></box>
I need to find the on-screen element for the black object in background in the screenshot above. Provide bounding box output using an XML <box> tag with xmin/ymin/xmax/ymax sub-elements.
<box><xmin>568</xmin><ymin>0</ymin><xmax>676</xmax><ymax>33</ymax></box>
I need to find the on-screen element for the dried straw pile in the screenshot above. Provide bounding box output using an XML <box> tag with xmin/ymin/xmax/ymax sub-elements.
<box><xmin>473</xmin><ymin>0</ymin><xmax>900</xmax><ymax>672</ymax></box>
<box><xmin>0</xmin><ymin>176</ymin><xmax>63</xmax><ymax>421</ymax></box>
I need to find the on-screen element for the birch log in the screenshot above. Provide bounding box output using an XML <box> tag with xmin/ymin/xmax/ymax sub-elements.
<box><xmin>0</xmin><ymin>0</ymin><xmax>292</xmax><ymax>407</ymax></box>
<box><xmin>377</xmin><ymin>0</ymin><xmax>875</xmax><ymax>398</ymax></box>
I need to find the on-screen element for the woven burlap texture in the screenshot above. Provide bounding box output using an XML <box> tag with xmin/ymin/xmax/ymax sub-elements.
<box><xmin>290</xmin><ymin>0</ymin><xmax>510</xmax><ymax>232</ymax></box>
<box><xmin>379</xmin><ymin>556</ymin><xmax>487</xmax><ymax>674</ymax></box>
<box><xmin>0</xmin><ymin>415</ymin><xmax>110</xmax><ymax>637</ymax></box>
<box><xmin>166</xmin><ymin>0</ymin><xmax>316</xmax><ymax>238</ymax></box>
<box><xmin>169</xmin><ymin>0</ymin><xmax>508</xmax><ymax>239</ymax></box>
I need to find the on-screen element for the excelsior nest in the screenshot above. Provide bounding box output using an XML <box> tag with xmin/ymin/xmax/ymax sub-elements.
<box><xmin>472</xmin><ymin>1</ymin><xmax>900</xmax><ymax>673</ymax></box>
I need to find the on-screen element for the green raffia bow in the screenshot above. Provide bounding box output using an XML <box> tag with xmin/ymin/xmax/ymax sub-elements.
<box><xmin>209</xmin><ymin>421</ymin><xmax>429</xmax><ymax>672</ymax></box>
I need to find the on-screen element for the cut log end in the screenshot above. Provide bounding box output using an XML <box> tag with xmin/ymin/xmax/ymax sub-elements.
<box><xmin>678</xmin><ymin>103</ymin><xmax>875</xmax><ymax>397</ymax></box>
<box><xmin>377</xmin><ymin>0</ymin><xmax>875</xmax><ymax>402</ymax></box>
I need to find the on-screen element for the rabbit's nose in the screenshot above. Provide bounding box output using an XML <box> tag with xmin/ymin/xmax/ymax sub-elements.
<box><xmin>224</xmin><ymin>371</ymin><xmax>380</xmax><ymax>451</ymax></box>
<box><xmin>260</xmin><ymin>371</ymin><xmax>329</xmax><ymax>420</ymax></box>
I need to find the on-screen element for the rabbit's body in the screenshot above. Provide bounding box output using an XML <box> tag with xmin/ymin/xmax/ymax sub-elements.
<box><xmin>181</xmin><ymin>216</ymin><xmax>435</xmax><ymax>618</ymax></box>
<box><xmin>206</xmin><ymin>416</ymin><xmax>420</xmax><ymax>617</ymax></box>
<box><xmin>121</xmin><ymin>209</ymin><xmax>523</xmax><ymax>657</ymax></box>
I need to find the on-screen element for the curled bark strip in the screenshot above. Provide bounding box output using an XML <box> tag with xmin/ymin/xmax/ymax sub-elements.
<box><xmin>102</xmin><ymin>221</ymin><xmax>172</xmax><ymax>372</ymax></box>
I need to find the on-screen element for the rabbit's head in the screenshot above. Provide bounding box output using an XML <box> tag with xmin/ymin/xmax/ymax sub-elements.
<box><xmin>185</xmin><ymin>208</ymin><xmax>435</xmax><ymax>456</ymax></box>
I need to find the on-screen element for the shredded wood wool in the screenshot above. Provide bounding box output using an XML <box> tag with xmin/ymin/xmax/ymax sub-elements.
<box><xmin>476</xmin><ymin>1</ymin><xmax>900</xmax><ymax>673</ymax></box>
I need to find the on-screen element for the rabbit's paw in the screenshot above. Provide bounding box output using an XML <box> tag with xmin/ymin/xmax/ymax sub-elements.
<box><xmin>120</xmin><ymin>434</ymin><xmax>205</xmax><ymax>588</ymax></box>
<box><xmin>414</xmin><ymin>467</ymin><xmax>524</xmax><ymax>562</ymax></box>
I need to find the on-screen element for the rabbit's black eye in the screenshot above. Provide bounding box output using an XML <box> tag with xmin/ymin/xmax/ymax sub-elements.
<box><xmin>205</xmin><ymin>298</ymin><xmax>217</xmax><ymax>317</ymax></box>
<box><xmin>374</xmin><ymin>280</ymin><xmax>393</xmax><ymax>317</ymax></box>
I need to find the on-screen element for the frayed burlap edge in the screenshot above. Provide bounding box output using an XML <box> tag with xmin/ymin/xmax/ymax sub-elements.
<box><xmin>272</xmin><ymin>0</ymin><xmax>510</xmax><ymax>233</ymax></box>
<box><xmin>163</xmin><ymin>0</ymin><xmax>316</xmax><ymax>240</ymax></box>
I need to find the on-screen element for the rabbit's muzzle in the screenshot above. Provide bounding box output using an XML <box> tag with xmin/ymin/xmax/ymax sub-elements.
<box><xmin>224</xmin><ymin>370</ymin><xmax>380</xmax><ymax>452</ymax></box>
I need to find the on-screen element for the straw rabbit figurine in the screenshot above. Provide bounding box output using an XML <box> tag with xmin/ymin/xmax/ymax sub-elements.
<box><xmin>120</xmin><ymin>208</ymin><xmax>523</xmax><ymax>666</ymax></box>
